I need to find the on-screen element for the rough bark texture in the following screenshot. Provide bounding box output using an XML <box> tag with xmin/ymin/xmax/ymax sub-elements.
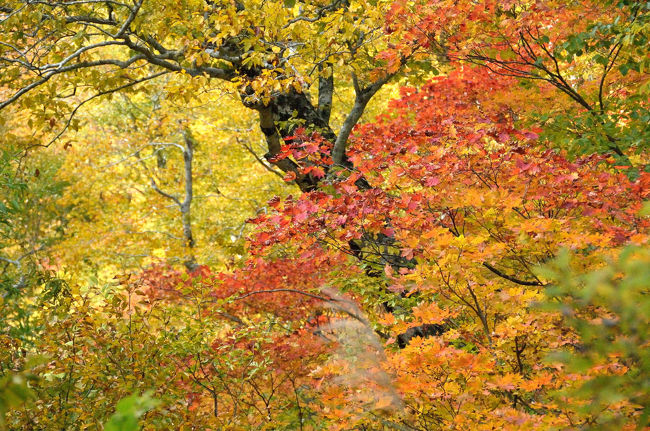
<box><xmin>180</xmin><ymin>131</ymin><xmax>198</xmax><ymax>271</ymax></box>
<box><xmin>396</xmin><ymin>324</ymin><xmax>446</xmax><ymax>348</ymax></box>
<box><xmin>249</xmin><ymin>87</ymin><xmax>338</xmax><ymax>192</ymax></box>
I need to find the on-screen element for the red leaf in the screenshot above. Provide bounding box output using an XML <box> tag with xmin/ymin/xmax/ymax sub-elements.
<box><xmin>283</xmin><ymin>171</ymin><xmax>297</xmax><ymax>182</ymax></box>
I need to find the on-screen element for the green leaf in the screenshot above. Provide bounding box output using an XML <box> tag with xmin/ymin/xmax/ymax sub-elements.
<box><xmin>104</xmin><ymin>392</ymin><xmax>159</xmax><ymax>431</ymax></box>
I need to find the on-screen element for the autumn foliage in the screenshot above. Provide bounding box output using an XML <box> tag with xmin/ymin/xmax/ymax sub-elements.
<box><xmin>1</xmin><ymin>0</ymin><xmax>649</xmax><ymax>430</ymax></box>
<box><xmin>243</xmin><ymin>66</ymin><xmax>649</xmax><ymax>429</ymax></box>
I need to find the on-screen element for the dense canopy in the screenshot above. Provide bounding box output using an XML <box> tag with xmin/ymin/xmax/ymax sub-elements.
<box><xmin>0</xmin><ymin>0</ymin><xmax>649</xmax><ymax>430</ymax></box>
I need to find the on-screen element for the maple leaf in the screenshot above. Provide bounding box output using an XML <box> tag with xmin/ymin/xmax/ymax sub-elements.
<box><xmin>283</xmin><ymin>171</ymin><xmax>297</xmax><ymax>182</ymax></box>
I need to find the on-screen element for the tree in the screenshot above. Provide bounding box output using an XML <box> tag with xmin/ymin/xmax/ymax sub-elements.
<box><xmin>383</xmin><ymin>0</ymin><xmax>650</xmax><ymax>162</ymax></box>
<box><xmin>540</xmin><ymin>243</ymin><xmax>650</xmax><ymax>429</ymax></box>
<box><xmin>0</xmin><ymin>0</ymin><xmax>648</xmax><ymax>430</ymax></box>
<box><xmin>246</xmin><ymin>65</ymin><xmax>648</xmax><ymax>429</ymax></box>
<box><xmin>0</xmin><ymin>0</ymin><xmax>417</xmax><ymax>191</ymax></box>
<box><xmin>45</xmin><ymin>82</ymin><xmax>289</xmax><ymax>273</ymax></box>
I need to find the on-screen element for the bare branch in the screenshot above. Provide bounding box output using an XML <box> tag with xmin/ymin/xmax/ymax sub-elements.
<box><xmin>233</xmin><ymin>288</ymin><xmax>334</xmax><ymax>302</ymax></box>
<box><xmin>149</xmin><ymin>178</ymin><xmax>182</xmax><ymax>207</ymax></box>
<box><xmin>43</xmin><ymin>71</ymin><xmax>169</xmax><ymax>147</ymax></box>
<box><xmin>238</xmin><ymin>138</ymin><xmax>285</xmax><ymax>178</ymax></box>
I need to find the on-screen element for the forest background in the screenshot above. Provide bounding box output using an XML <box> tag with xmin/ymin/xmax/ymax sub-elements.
<box><xmin>0</xmin><ymin>0</ymin><xmax>649</xmax><ymax>429</ymax></box>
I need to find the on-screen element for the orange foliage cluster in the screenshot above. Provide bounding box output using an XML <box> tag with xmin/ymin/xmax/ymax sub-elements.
<box><xmin>141</xmin><ymin>65</ymin><xmax>648</xmax><ymax>429</ymax></box>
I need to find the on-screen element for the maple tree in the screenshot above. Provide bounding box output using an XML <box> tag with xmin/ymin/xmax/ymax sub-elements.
<box><xmin>246</xmin><ymin>65</ymin><xmax>648</xmax><ymax>429</ymax></box>
<box><xmin>0</xmin><ymin>0</ymin><xmax>649</xmax><ymax>430</ymax></box>
<box><xmin>383</xmin><ymin>0</ymin><xmax>650</xmax><ymax>162</ymax></box>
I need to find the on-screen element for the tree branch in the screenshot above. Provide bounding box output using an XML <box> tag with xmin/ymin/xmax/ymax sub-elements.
<box><xmin>482</xmin><ymin>262</ymin><xmax>543</xmax><ymax>286</ymax></box>
<box><xmin>331</xmin><ymin>70</ymin><xmax>397</xmax><ymax>166</ymax></box>
<box><xmin>233</xmin><ymin>289</ymin><xmax>335</xmax><ymax>302</ymax></box>
<box><xmin>238</xmin><ymin>138</ymin><xmax>285</xmax><ymax>178</ymax></box>
<box><xmin>149</xmin><ymin>178</ymin><xmax>182</xmax><ymax>207</ymax></box>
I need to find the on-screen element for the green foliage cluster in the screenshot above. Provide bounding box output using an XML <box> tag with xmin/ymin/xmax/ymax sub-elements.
<box><xmin>541</xmin><ymin>241</ymin><xmax>650</xmax><ymax>429</ymax></box>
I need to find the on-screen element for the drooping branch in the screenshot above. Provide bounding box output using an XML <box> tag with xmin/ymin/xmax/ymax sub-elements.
<box><xmin>40</xmin><ymin>70</ymin><xmax>169</xmax><ymax>148</ymax></box>
<box><xmin>232</xmin><ymin>287</ymin><xmax>371</xmax><ymax>327</ymax></box>
<box><xmin>233</xmin><ymin>288</ymin><xmax>334</xmax><ymax>302</ymax></box>
<box><xmin>0</xmin><ymin>2</ymin><xmax>235</xmax><ymax>112</ymax></box>
<box><xmin>238</xmin><ymin>138</ymin><xmax>285</xmax><ymax>179</ymax></box>
<box><xmin>0</xmin><ymin>54</ymin><xmax>146</xmax><ymax>110</ymax></box>
<box><xmin>464</xmin><ymin>28</ymin><xmax>626</xmax><ymax>156</ymax></box>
